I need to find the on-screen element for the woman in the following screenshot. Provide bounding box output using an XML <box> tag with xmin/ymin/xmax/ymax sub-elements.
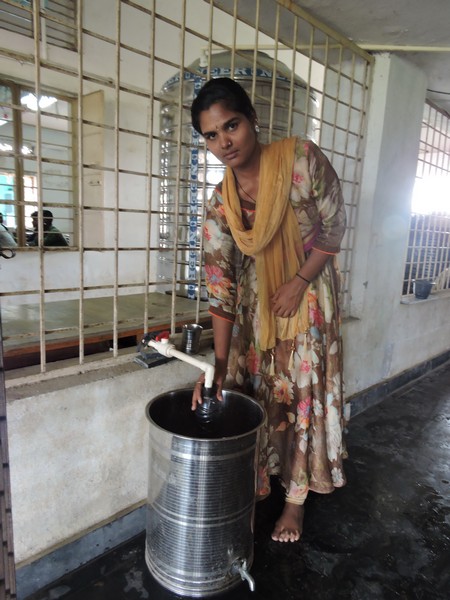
<box><xmin>191</xmin><ymin>77</ymin><xmax>349</xmax><ymax>543</ymax></box>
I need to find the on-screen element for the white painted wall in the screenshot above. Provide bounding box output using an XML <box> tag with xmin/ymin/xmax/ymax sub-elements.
<box><xmin>344</xmin><ymin>53</ymin><xmax>450</xmax><ymax>393</ymax></box>
<box><xmin>2</xmin><ymin>1</ymin><xmax>450</xmax><ymax>578</ymax></box>
<box><xmin>8</xmin><ymin>356</ymin><xmax>204</xmax><ymax>565</ymax></box>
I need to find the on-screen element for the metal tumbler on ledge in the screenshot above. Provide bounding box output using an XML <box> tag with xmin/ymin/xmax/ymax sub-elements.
<box><xmin>181</xmin><ymin>323</ymin><xmax>203</xmax><ymax>354</ymax></box>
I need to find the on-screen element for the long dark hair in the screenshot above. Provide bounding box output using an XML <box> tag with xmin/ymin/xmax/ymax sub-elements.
<box><xmin>191</xmin><ymin>77</ymin><xmax>257</xmax><ymax>134</ymax></box>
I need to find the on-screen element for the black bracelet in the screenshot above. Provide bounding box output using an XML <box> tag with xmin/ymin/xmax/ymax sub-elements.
<box><xmin>295</xmin><ymin>272</ymin><xmax>311</xmax><ymax>284</ymax></box>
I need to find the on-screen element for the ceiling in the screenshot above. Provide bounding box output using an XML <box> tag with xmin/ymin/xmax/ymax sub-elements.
<box><xmin>292</xmin><ymin>0</ymin><xmax>450</xmax><ymax>115</ymax></box>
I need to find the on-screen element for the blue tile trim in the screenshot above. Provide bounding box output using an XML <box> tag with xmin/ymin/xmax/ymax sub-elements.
<box><xmin>349</xmin><ymin>349</ymin><xmax>450</xmax><ymax>417</ymax></box>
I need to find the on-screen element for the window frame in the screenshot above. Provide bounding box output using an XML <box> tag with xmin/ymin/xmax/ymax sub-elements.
<box><xmin>0</xmin><ymin>78</ymin><xmax>76</xmax><ymax>247</ymax></box>
<box><xmin>0</xmin><ymin>0</ymin><xmax>77</xmax><ymax>51</ymax></box>
<box><xmin>402</xmin><ymin>101</ymin><xmax>450</xmax><ymax>297</ymax></box>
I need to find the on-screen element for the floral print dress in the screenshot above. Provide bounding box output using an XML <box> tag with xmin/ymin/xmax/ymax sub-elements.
<box><xmin>203</xmin><ymin>138</ymin><xmax>349</xmax><ymax>505</ymax></box>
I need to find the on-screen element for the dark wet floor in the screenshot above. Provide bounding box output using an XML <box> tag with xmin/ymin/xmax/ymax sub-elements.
<box><xmin>27</xmin><ymin>362</ymin><xmax>450</xmax><ymax>600</ymax></box>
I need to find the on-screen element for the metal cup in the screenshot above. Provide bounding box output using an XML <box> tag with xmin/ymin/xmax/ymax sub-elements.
<box><xmin>181</xmin><ymin>323</ymin><xmax>203</xmax><ymax>354</ymax></box>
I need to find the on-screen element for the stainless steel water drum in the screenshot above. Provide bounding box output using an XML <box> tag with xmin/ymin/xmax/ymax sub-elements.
<box><xmin>145</xmin><ymin>388</ymin><xmax>265</xmax><ymax>597</ymax></box>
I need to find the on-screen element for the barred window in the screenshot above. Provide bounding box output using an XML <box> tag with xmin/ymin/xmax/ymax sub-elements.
<box><xmin>0</xmin><ymin>80</ymin><xmax>75</xmax><ymax>247</ymax></box>
<box><xmin>0</xmin><ymin>0</ymin><xmax>76</xmax><ymax>50</ymax></box>
<box><xmin>0</xmin><ymin>0</ymin><xmax>372</xmax><ymax>376</ymax></box>
<box><xmin>403</xmin><ymin>102</ymin><xmax>450</xmax><ymax>295</ymax></box>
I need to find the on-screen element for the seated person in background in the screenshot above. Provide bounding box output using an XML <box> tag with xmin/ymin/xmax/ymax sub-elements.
<box><xmin>29</xmin><ymin>209</ymin><xmax>69</xmax><ymax>247</ymax></box>
<box><xmin>0</xmin><ymin>212</ymin><xmax>17</xmax><ymax>248</ymax></box>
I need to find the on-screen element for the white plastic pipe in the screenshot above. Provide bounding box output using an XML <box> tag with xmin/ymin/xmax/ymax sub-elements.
<box><xmin>148</xmin><ymin>339</ymin><xmax>215</xmax><ymax>388</ymax></box>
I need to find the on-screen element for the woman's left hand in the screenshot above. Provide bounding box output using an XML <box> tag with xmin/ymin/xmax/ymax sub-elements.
<box><xmin>271</xmin><ymin>277</ymin><xmax>308</xmax><ymax>318</ymax></box>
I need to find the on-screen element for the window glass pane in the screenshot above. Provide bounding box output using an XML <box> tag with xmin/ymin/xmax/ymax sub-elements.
<box><xmin>0</xmin><ymin>85</ymin><xmax>16</xmax><ymax>232</ymax></box>
<box><xmin>0</xmin><ymin>0</ymin><xmax>33</xmax><ymax>37</ymax></box>
<box><xmin>0</xmin><ymin>84</ymin><xmax>13</xmax><ymax>153</ymax></box>
<box><xmin>0</xmin><ymin>172</ymin><xmax>16</xmax><ymax>232</ymax></box>
<box><xmin>0</xmin><ymin>0</ymin><xmax>76</xmax><ymax>50</ymax></box>
<box><xmin>20</xmin><ymin>90</ymin><xmax>74</xmax><ymax>245</ymax></box>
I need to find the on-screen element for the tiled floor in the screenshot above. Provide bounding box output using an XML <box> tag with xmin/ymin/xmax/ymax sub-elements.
<box><xmin>27</xmin><ymin>362</ymin><xmax>450</xmax><ymax>600</ymax></box>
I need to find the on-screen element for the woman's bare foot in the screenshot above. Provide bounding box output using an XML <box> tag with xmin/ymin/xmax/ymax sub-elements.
<box><xmin>271</xmin><ymin>502</ymin><xmax>304</xmax><ymax>542</ymax></box>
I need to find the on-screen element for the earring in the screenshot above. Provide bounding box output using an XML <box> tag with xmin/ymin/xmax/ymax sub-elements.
<box><xmin>255</xmin><ymin>124</ymin><xmax>260</xmax><ymax>133</ymax></box>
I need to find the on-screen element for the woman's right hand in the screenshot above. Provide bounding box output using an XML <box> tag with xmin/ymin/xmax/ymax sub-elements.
<box><xmin>191</xmin><ymin>365</ymin><xmax>227</xmax><ymax>410</ymax></box>
<box><xmin>271</xmin><ymin>276</ymin><xmax>307</xmax><ymax>318</ymax></box>
<box><xmin>192</xmin><ymin>316</ymin><xmax>233</xmax><ymax>410</ymax></box>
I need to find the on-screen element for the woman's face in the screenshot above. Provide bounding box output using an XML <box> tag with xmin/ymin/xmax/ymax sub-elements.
<box><xmin>198</xmin><ymin>102</ymin><xmax>259</xmax><ymax>171</ymax></box>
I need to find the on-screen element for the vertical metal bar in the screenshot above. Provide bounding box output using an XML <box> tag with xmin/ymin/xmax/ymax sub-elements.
<box><xmin>286</xmin><ymin>16</ymin><xmax>298</xmax><ymax>138</ymax></box>
<box><xmin>40</xmin><ymin>0</ymin><xmax>48</xmax><ymax>61</ymax></box>
<box><xmin>189</xmin><ymin>86</ymin><xmax>201</xmax><ymax>309</ymax></box>
<box><xmin>435</xmin><ymin>111</ymin><xmax>444</xmax><ymax>174</ymax></box>
<box><xmin>206</xmin><ymin>0</ymin><xmax>214</xmax><ymax>78</ymax></box>
<box><xmin>0</xmin><ymin>304</ymin><xmax>17</xmax><ymax>600</ymax></box>
<box><xmin>300</xmin><ymin>23</ymin><xmax>313</xmax><ymax>141</ymax></box>
<box><xmin>340</xmin><ymin>54</ymin><xmax>356</xmax><ymax>182</ymax></box>
<box><xmin>230</xmin><ymin>0</ymin><xmax>238</xmax><ymax>77</ymax></box>
<box><xmin>170</xmin><ymin>0</ymin><xmax>187</xmax><ymax>333</ymax></box>
<box><xmin>33</xmin><ymin>0</ymin><xmax>47</xmax><ymax>373</ymax></box>
<box><xmin>250</xmin><ymin>0</ymin><xmax>260</xmax><ymax>104</ymax></box>
<box><xmin>329</xmin><ymin>45</ymin><xmax>343</xmax><ymax>163</ymax></box>
<box><xmin>444</xmin><ymin>113</ymin><xmax>450</xmax><ymax>173</ymax></box>
<box><xmin>143</xmin><ymin>0</ymin><xmax>156</xmax><ymax>333</ymax></box>
<box><xmin>423</xmin><ymin>109</ymin><xmax>437</xmax><ymax>279</ymax></box>
<box><xmin>11</xmin><ymin>83</ymin><xmax>25</xmax><ymax>247</ymax></box>
<box><xmin>194</xmin><ymin>1</ymin><xmax>216</xmax><ymax>321</ymax></box>
<box><xmin>188</xmin><ymin>68</ymin><xmax>202</xmax><ymax>306</ymax></box>
<box><xmin>346</xmin><ymin>59</ymin><xmax>371</xmax><ymax>300</ymax></box>
<box><xmin>314</xmin><ymin>28</ymin><xmax>325</xmax><ymax>147</ymax></box>
<box><xmin>193</xmin><ymin>0</ymin><xmax>215</xmax><ymax>323</ymax></box>
<box><xmin>339</xmin><ymin>55</ymin><xmax>357</xmax><ymax>300</ymax></box>
<box><xmin>430</xmin><ymin>103</ymin><xmax>438</xmax><ymax>177</ymax></box>
<box><xmin>77</xmin><ymin>0</ymin><xmax>85</xmax><ymax>364</ymax></box>
<box><xmin>188</xmin><ymin>9</ymin><xmax>202</xmax><ymax>304</ymax></box>
<box><xmin>267</xmin><ymin>4</ymin><xmax>281</xmax><ymax>143</ymax></box>
<box><xmin>112</xmin><ymin>0</ymin><xmax>121</xmax><ymax>356</ymax></box>
<box><xmin>409</xmin><ymin>215</ymin><xmax>419</xmax><ymax>291</ymax></box>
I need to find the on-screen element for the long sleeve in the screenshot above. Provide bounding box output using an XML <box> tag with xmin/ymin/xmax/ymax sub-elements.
<box><xmin>203</xmin><ymin>185</ymin><xmax>239</xmax><ymax>323</ymax></box>
<box><xmin>291</xmin><ymin>139</ymin><xmax>346</xmax><ymax>254</ymax></box>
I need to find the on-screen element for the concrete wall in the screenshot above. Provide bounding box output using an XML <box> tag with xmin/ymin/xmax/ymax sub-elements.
<box><xmin>344</xmin><ymin>53</ymin><xmax>449</xmax><ymax>394</ymax></box>
<box><xmin>8</xmin><ymin>356</ymin><xmax>204</xmax><ymax>567</ymax></box>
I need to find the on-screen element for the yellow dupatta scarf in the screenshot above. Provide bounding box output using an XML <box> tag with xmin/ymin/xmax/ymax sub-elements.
<box><xmin>222</xmin><ymin>136</ymin><xmax>309</xmax><ymax>351</ymax></box>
